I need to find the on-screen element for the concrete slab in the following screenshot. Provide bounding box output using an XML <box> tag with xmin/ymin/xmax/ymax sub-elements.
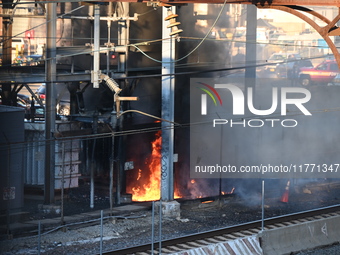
<box><xmin>260</xmin><ymin>215</ymin><xmax>340</xmax><ymax>255</ymax></box>
<box><xmin>155</xmin><ymin>201</ymin><xmax>180</xmax><ymax>218</ymax></box>
<box><xmin>113</xmin><ymin>204</ymin><xmax>151</xmax><ymax>212</ymax></box>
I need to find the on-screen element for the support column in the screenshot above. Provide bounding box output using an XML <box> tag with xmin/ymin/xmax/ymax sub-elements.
<box><xmin>115</xmin><ymin>2</ymin><xmax>130</xmax><ymax>205</ymax></box>
<box><xmin>161</xmin><ymin>7</ymin><xmax>175</xmax><ymax>201</ymax></box>
<box><xmin>245</xmin><ymin>4</ymin><xmax>257</xmax><ymax>89</ymax></box>
<box><xmin>93</xmin><ymin>4</ymin><xmax>100</xmax><ymax>88</ymax></box>
<box><xmin>1</xmin><ymin>2</ymin><xmax>14</xmax><ymax>106</ymax></box>
<box><xmin>117</xmin><ymin>2</ymin><xmax>129</xmax><ymax>74</ymax></box>
<box><xmin>44</xmin><ymin>2</ymin><xmax>57</xmax><ymax>204</ymax></box>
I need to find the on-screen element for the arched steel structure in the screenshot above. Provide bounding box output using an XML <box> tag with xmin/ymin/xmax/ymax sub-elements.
<box><xmin>257</xmin><ymin>5</ymin><xmax>340</xmax><ymax>68</ymax></box>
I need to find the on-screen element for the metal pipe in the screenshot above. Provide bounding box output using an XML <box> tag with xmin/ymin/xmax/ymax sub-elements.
<box><xmin>245</xmin><ymin>4</ymin><xmax>257</xmax><ymax>89</ymax></box>
<box><xmin>261</xmin><ymin>180</ymin><xmax>265</xmax><ymax>231</ymax></box>
<box><xmin>0</xmin><ymin>14</ymin><xmax>45</xmax><ymax>18</ymax></box>
<box><xmin>117</xmin><ymin>3</ymin><xmax>130</xmax><ymax>74</ymax></box>
<box><xmin>159</xmin><ymin>200</ymin><xmax>162</xmax><ymax>255</ymax></box>
<box><xmin>93</xmin><ymin>4</ymin><xmax>100</xmax><ymax>88</ymax></box>
<box><xmin>90</xmin><ymin>138</ymin><xmax>96</xmax><ymax>209</ymax></box>
<box><xmin>61</xmin><ymin>141</ymin><xmax>65</xmax><ymax>225</ymax></box>
<box><xmin>109</xmin><ymin>137</ymin><xmax>114</xmax><ymax>213</ymax></box>
<box><xmin>6</xmin><ymin>144</ymin><xmax>11</xmax><ymax>238</ymax></box>
<box><xmin>8</xmin><ymin>15</ymin><xmax>138</xmax><ymax>21</ymax></box>
<box><xmin>100</xmin><ymin>210</ymin><xmax>103</xmax><ymax>255</ymax></box>
<box><xmin>38</xmin><ymin>221</ymin><xmax>41</xmax><ymax>255</ymax></box>
<box><xmin>116</xmin><ymin>158</ymin><xmax>121</xmax><ymax>205</ymax></box>
<box><xmin>90</xmin><ymin>119</ymin><xmax>98</xmax><ymax>209</ymax></box>
<box><xmin>151</xmin><ymin>201</ymin><xmax>155</xmax><ymax>254</ymax></box>
<box><xmin>0</xmin><ymin>13</ymin><xmax>136</xmax><ymax>20</ymax></box>
<box><xmin>106</xmin><ymin>2</ymin><xmax>113</xmax><ymax>75</ymax></box>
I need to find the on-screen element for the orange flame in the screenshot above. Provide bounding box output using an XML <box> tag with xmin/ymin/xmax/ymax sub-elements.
<box><xmin>136</xmin><ymin>169</ymin><xmax>142</xmax><ymax>181</ymax></box>
<box><xmin>127</xmin><ymin>131</ymin><xmax>182</xmax><ymax>201</ymax></box>
<box><xmin>221</xmin><ymin>187</ymin><xmax>235</xmax><ymax>195</ymax></box>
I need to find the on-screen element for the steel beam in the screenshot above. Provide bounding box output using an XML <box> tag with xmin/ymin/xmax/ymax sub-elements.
<box><xmin>245</xmin><ymin>4</ymin><xmax>257</xmax><ymax>87</ymax></box>
<box><xmin>258</xmin><ymin>5</ymin><xmax>340</xmax><ymax>69</ymax></box>
<box><xmin>35</xmin><ymin>0</ymin><xmax>340</xmax><ymax>7</ymax></box>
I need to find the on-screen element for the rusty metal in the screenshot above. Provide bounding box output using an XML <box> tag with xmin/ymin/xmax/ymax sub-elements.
<box><xmin>257</xmin><ymin>5</ymin><xmax>340</xmax><ymax>69</ymax></box>
<box><xmin>35</xmin><ymin>0</ymin><xmax>340</xmax><ymax>6</ymax></box>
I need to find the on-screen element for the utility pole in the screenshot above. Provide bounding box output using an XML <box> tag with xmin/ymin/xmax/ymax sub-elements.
<box><xmin>1</xmin><ymin>0</ymin><xmax>15</xmax><ymax>106</ymax></box>
<box><xmin>161</xmin><ymin>7</ymin><xmax>176</xmax><ymax>201</ymax></box>
<box><xmin>115</xmin><ymin>2</ymin><xmax>130</xmax><ymax>205</ymax></box>
<box><xmin>245</xmin><ymin>4</ymin><xmax>257</xmax><ymax>89</ymax></box>
<box><xmin>44</xmin><ymin>2</ymin><xmax>57</xmax><ymax>204</ymax></box>
<box><xmin>1</xmin><ymin>1</ymin><xmax>13</xmax><ymax>67</ymax></box>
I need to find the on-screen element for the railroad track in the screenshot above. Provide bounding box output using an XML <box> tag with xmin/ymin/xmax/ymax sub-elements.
<box><xmin>103</xmin><ymin>204</ymin><xmax>340</xmax><ymax>255</ymax></box>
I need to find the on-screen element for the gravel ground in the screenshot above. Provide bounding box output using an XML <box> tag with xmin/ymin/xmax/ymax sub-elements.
<box><xmin>1</xmin><ymin>182</ymin><xmax>340</xmax><ymax>254</ymax></box>
<box><xmin>295</xmin><ymin>243</ymin><xmax>340</xmax><ymax>255</ymax></box>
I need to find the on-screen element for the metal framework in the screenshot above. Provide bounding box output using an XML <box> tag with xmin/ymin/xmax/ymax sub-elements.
<box><xmin>19</xmin><ymin>0</ymin><xmax>340</xmax><ymax>5</ymax></box>
<box><xmin>256</xmin><ymin>5</ymin><xmax>340</xmax><ymax>69</ymax></box>
<box><xmin>22</xmin><ymin>0</ymin><xmax>340</xmax><ymax>68</ymax></box>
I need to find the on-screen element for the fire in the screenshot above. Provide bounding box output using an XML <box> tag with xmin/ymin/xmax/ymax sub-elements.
<box><xmin>174</xmin><ymin>193</ymin><xmax>182</xmax><ymax>199</ymax></box>
<box><xmin>127</xmin><ymin>131</ymin><xmax>182</xmax><ymax>201</ymax></box>
<box><xmin>221</xmin><ymin>187</ymin><xmax>235</xmax><ymax>195</ymax></box>
<box><xmin>136</xmin><ymin>169</ymin><xmax>142</xmax><ymax>181</ymax></box>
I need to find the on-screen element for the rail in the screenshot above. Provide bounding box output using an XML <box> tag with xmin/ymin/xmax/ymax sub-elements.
<box><xmin>104</xmin><ymin>204</ymin><xmax>340</xmax><ymax>255</ymax></box>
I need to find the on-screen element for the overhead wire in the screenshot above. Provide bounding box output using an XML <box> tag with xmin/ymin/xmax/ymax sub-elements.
<box><xmin>0</xmin><ymin>0</ymin><xmax>101</xmax><ymax>6</ymax></box>
<box><xmin>2</xmin><ymin>0</ymin><xmax>337</xmax><ymax>69</ymax></box>
<box><xmin>130</xmin><ymin>0</ymin><xmax>228</xmax><ymax>64</ymax></box>
<box><xmin>3</xmin><ymin>102</ymin><xmax>340</xmax><ymax>151</ymax></box>
<box><xmin>1</xmin><ymin>4</ymin><xmax>85</xmax><ymax>46</ymax></box>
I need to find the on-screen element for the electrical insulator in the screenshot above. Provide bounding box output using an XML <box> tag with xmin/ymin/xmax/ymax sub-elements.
<box><xmin>164</xmin><ymin>8</ymin><xmax>183</xmax><ymax>37</ymax></box>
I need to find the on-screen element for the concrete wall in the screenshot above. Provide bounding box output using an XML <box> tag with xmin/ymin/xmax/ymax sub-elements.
<box><xmin>260</xmin><ymin>215</ymin><xmax>340</xmax><ymax>255</ymax></box>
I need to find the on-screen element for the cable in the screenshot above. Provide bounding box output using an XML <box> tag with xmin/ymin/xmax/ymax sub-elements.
<box><xmin>137</xmin><ymin>6</ymin><xmax>159</xmax><ymax>17</ymax></box>
<box><xmin>0</xmin><ymin>0</ymin><xmax>98</xmax><ymax>6</ymax></box>
<box><xmin>10</xmin><ymin>213</ymin><xmax>147</xmax><ymax>240</ymax></box>
<box><xmin>118</xmin><ymin>109</ymin><xmax>180</xmax><ymax>126</ymax></box>
<box><xmin>56</xmin><ymin>18</ymin><xmax>65</xmax><ymax>44</ymax></box>
<box><xmin>2</xmin><ymin>5</ymin><xmax>85</xmax><ymax>45</ymax></box>
<box><xmin>130</xmin><ymin>0</ymin><xmax>228</xmax><ymax>64</ymax></box>
<box><xmin>3</xmin><ymin>103</ymin><xmax>340</xmax><ymax>151</ymax></box>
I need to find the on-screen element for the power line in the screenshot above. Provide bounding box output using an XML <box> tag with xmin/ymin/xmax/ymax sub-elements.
<box><xmin>2</xmin><ymin>104</ymin><xmax>340</xmax><ymax>149</ymax></box>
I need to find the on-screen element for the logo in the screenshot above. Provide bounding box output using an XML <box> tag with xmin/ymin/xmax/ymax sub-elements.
<box><xmin>198</xmin><ymin>83</ymin><xmax>312</xmax><ymax>128</ymax></box>
<box><xmin>197</xmin><ymin>82</ymin><xmax>222</xmax><ymax>115</ymax></box>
